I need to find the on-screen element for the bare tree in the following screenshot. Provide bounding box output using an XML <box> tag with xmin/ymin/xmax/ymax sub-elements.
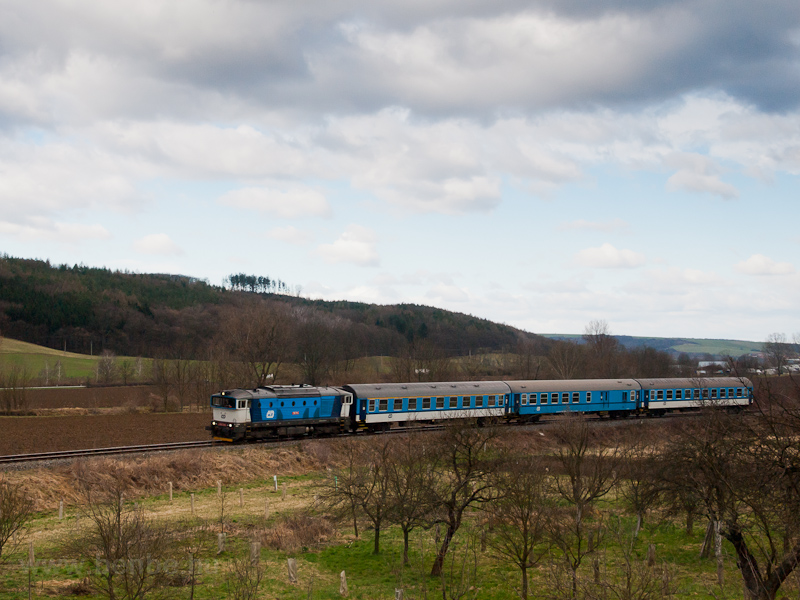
<box><xmin>548</xmin><ymin>341</ymin><xmax>585</xmax><ymax>380</ymax></box>
<box><xmin>657</xmin><ymin>399</ymin><xmax>800</xmax><ymax>600</ymax></box>
<box><xmin>75</xmin><ymin>475</ymin><xmax>172</xmax><ymax>600</ymax></box>
<box><xmin>549</xmin><ymin>415</ymin><xmax>623</xmax><ymax>600</ymax></box>
<box><xmin>486</xmin><ymin>455</ymin><xmax>551</xmax><ymax>600</ymax></box>
<box><xmin>583</xmin><ymin>320</ymin><xmax>621</xmax><ymax>378</ymax></box>
<box><xmin>428</xmin><ymin>421</ymin><xmax>498</xmax><ymax>577</ymax></box>
<box><xmin>0</xmin><ymin>478</ymin><xmax>33</xmax><ymax>562</ymax></box>
<box><xmin>386</xmin><ymin>430</ymin><xmax>437</xmax><ymax>565</ymax></box>
<box><xmin>222</xmin><ymin>301</ymin><xmax>292</xmax><ymax>387</ymax></box>
<box><xmin>225</xmin><ymin>549</ymin><xmax>265</xmax><ymax>600</ymax></box>
<box><xmin>764</xmin><ymin>332</ymin><xmax>790</xmax><ymax>374</ymax></box>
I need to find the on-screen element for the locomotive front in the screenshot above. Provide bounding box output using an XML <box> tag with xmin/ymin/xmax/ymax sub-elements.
<box><xmin>209</xmin><ymin>389</ymin><xmax>255</xmax><ymax>442</ymax></box>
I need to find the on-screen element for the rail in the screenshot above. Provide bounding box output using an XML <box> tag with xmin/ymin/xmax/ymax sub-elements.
<box><xmin>0</xmin><ymin>440</ymin><xmax>215</xmax><ymax>465</ymax></box>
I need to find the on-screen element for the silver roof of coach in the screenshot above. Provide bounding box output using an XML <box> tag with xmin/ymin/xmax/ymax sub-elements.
<box><xmin>505</xmin><ymin>379</ymin><xmax>641</xmax><ymax>393</ymax></box>
<box><xmin>343</xmin><ymin>381</ymin><xmax>511</xmax><ymax>398</ymax></box>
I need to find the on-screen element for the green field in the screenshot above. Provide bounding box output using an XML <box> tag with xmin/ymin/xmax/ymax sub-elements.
<box><xmin>0</xmin><ymin>337</ymin><xmax>149</xmax><ymax>383</ymax></box>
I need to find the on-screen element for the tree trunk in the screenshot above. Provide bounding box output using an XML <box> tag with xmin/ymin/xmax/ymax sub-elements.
<box><xmin>403</xmin><ymin>528</ymin><xmax>410</xmax><ymax>566</ymax></box>
<box><xmin>521</xmin><ymin>565</ymin><xmax>528</xmax><ymax>600</ymax></box>
<box><xmin>430</xmin><ymin>524</ymin><xmax>456</xmax><ymax>577</ymax></box>
<box><xmin>373</xmin><ymin>523</ymin><xmax>381</xmax><ymax>555</ymax></box>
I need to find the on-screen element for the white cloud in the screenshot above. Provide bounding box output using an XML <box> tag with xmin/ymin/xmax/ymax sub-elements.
<box><xmin>133</xmin><ymin>233</ymin><xmax>183</xmax><ymax>256</ymax></box>
<box><xmin>574</xmin><ymin>243</ymin><xmax>645</xmax><ymax>269</ymax></box>
<box><xmin>266</xmin><ymin>225</ymin><xmax>311</xmax><ymax>244</ymax></box>
<box><xmin>0</xmin><ymin>220</ymin><xmax>111</xmax><ymax>243</ymax></box>
<box><xmin>317</xmin><ymin>225</ymin><xmax>380</xmax><ymax>267</ymax></box>
<box><xmin>735</xmin><ymin>254</ymin><xmax>795</xmax><ymax>276</ymax></box>
<box><xmin>217</xmin><ymin>187</ymin><xmax>330</xmax><ymax>218</ymax></box>
<box><xmin>426</xmin><ymin>283</ymin><xmax>469</xmax><ymax>303</ymax></box>
<box><xmin>665</xmin><ymin>153</ymin><xmax>738</xmax><ymax>199</ymax></box>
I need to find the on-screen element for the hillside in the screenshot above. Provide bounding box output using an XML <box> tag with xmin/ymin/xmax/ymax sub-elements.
<box><xmin>0</xmin><ymin>255</ymin><xmax>541</xmax><ymax>361</ymax></box>
<box><xmin>541</xmin><ymin>334</ymin><xmax>762</xmax><ymax>358</ymax></box>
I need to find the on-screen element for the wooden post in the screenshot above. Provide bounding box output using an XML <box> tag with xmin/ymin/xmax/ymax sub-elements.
<box><xmin>647</xmin><ymin>544</ymin><xmax>656</xmax><ymax>567</ymax></box>
<box><xmin>217</xmin><ymin>532</ymin><xmax>225</xmax><ymax>554</ymax></box>
<box><xmin>168</xmin><ymin>482</ymin><xmax>173</xmax><ymax>502</ymax></box>
<box><xmin>340</xmin><ymin>570</ymin><xmax>348</xmax><ymax>596</ymax></box>
<box><xmin>274</xmin><ymin>475</ymin><xmax>278</xmax><ymax>492</ymax></box>
<box><xmin>191</xmin><ymin>493</ymin><xmax>195</xmax><ymax>516</ymax></box>
<box><xmin>239</xmin><ymin>488</ymin><xmax>244</xmax><ymax>508</ymax></box>
<box><xmin>714</xmin><ymin>520</ymin><xmax>724</xmax><ymax>587</ymax></box>
<box><xmin>59</xmin><ymin>499</ymin><xmax>64</xmax><ymax>520</ymax></box>
<box><xmin>395</xmin><ymin>590</ymin><xmax>404</xmax><ymax>600</ymax></box>
<box><xmin>250</xmin><ymin>541</ymin><xmax>261</xmax><ymax>566</ymax></box>
<box><xmin>265</xmin><ymin>498</ymin><xmax>269</xmax><ymax>519</ymax></box>
<box><xmin>217</xmin><ymin>480</ymin><xmax>222</xmax><ymax>496</ymax></box>
<box><xmin>288</xmin><ymin>558</ymin><xmax>298</xmax><ymax>584</ymax></box>
<box><xmin>282</xmin><ymin>483</ymin><xmax>287</xmax><ymax>501</ymax></box>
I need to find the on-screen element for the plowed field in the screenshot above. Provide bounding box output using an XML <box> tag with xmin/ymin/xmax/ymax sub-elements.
<box><xmin>0</xmin><ymin>412</ymin><xmax>211</xmax><ymax>455</ymax></box>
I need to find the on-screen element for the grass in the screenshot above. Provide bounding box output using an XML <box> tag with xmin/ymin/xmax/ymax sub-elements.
<box><xmin>0</xmin><ymin>467</ymin><xmax>781</xmax><ymax>600</ymax></box>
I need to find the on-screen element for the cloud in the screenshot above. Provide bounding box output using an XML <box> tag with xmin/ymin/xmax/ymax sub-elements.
<box><xmin>426</xmin><ymin>283</ymin><xmax>469</xmax><ymax>303</ymax></box>
<box><xmin>133</xmin><ymin>233</ymin><xmax>183</xmax><ymax>256</ymax></box>
<box><xmin>266</xmin><ymin>225</ymin><xmax>311</xmax><ymax>245</ymax></box>
<box><xmin>665</xmin><ymin>153</ymin><xmax>738</xmax><ymax>199</ymax></box>
<box><xmin>0</xmin><ymin>220</ymin><xmax>111</xmax><ymax>243</ymax></box>
<box><xmin>317</xmin><ymin>224</ymin><xmax>380</xmax><ymax>267</ymax></box>
<box><xmin>735</xmin><ymin>254</ymin><xmax>795</xmax><ymax>276</ymax></box>
<box><xmin>217</xmin><ymin>187</ymin><xmax>330</xmax><ymax>218</ymax></box>
<box><xmin>574</xmin><ymin>243</ymin><xmax>645</xmax><ymax>269</ymax></box>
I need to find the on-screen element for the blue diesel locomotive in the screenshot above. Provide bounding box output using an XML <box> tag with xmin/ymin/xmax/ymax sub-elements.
<box><xmin>208</xmin><ymin>376</ymin><xmax>753</xmax><ymax>442</ymax></box>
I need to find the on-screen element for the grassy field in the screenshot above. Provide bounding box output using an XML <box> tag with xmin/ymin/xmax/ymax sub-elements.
<box><xmin>0</xmin><ymin>439</ymin><xmax>782</xmax><ymax>600</ymax></box>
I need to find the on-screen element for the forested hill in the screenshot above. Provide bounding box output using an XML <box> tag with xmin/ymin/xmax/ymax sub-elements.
<box><xmin>0</xmin><ymin>255</ymin><xmax>542</xmax><ymax>360</ymax></box>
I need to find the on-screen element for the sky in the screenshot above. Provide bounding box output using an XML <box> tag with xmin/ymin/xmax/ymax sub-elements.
<box><xmin>1</xmin><ymin>1</ymin><xmax>799</xmax><ymax>342</ymax></box>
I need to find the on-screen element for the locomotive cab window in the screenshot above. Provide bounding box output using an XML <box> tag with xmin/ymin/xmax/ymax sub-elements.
<box><xmin>212</xmin><ymin>396</ymin><xmax>236</xmax><ymax>408</ymax></box>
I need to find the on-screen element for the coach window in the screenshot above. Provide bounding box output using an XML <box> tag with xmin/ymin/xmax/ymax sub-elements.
<box><xmin>561</xmin><ymin>392</ymin><xmax>568</xmax><ymax>404</ymax></box>
<box><xmin>423</xmin><ymin>397</ymin><xmax>431</xmax><ymax>410</ymax></box>
<box><xmin>436</xmin><ymin>397</ymin><xmax>444</xmax><ymax>409</ymax></box>
<box><xmin>711</xmin><ymin>389</ymin><xmax>717</xmax><ymax>399</ymax></box>
<box><xmin>521</xmin><ymin>393</ymin><xmax>528</xmax><ymax>406</ymax></box>
<box><xmin>587</xmin><ymin>392</ymin><xmax>592</xmax><ymax>403</ymax></box>
<box><xmin>675</xmin><ymin>390</ymin><xmax>682</xmax><ymax>399</ymax></box>
<box><xmin>549</xmin><ymin>393</ymin><xmax>557</xmax><ymax>404</ymax></box>
<box><xmin>379</xmin><ymin>399</ymin><xmax>388</xmax><ymax>411</ymax></box>
<box><xmin>667</xmin><ymin>390</ymin><xmax>673</xmax><ymax>399</ymax></box>
<box><xmin>657</xmin><ymin>390</ymin><xmax>663</xmax><ymax>400</ymax></box>
<box><xmin>572</xmin><ymin>392</ymin><xmax>579</xmax><ymax>403</ymax></box>
<box><xmin>736</xmin><ymin>388</ymin><xmax>743</xmax><ymax>397</ymax></box>
<box><xmin>694</xmin><ymin>389</ymin><xmax>700</xmax><ymax>399</ymax></box>
<box><xmin>702</xmin><ymin>389</ymin><xmax>709</xmax><ymax>399</ymax></box>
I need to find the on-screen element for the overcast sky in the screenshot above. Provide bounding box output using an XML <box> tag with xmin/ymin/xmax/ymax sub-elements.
<box><xmin>1</xmin><ymin>0</ymin><xmax>799</xmax><ymax>342</ymax></box>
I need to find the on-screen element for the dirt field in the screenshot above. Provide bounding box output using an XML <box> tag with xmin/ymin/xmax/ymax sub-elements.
<box><xmin>22</xmin><ymin>385</ymin><xmax>168</xmax><ymax>410</ymax></box>
<box><xmin>0</xmin><ymin>412</ymin><xmax>211</xmax><ymax>455</ymax></box>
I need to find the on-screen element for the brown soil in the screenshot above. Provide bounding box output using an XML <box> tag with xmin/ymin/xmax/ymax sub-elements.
<box><xmin>0</xmin><ymin>412</ymin><xmax>211</xmax><ymax>455</ymax></box>
<box><xmin>22</xmin><ymin>385</ymin><xmax>160</xmax><ymax>409</ymax></box>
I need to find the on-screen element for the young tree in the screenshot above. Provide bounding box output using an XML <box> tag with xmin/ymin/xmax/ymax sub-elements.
<box><xmin>386</xmin><ymin>430</ymin><xmax>437</xmax><ymax>565</ymax></box>
<box><xmin>657</xmin><ymin>399</ymin><xmax>800</xmax><ymax>600</ymax></box>
<box><xmin>428</xmin><ymin>421</ymin><xmax>498</xmax><ymax>577</ymax></box>
<box><xmin>76</xmin><ymin>475</ymin><xmax>172</xmax><ymax>600</ymax></box>
<box><xmin>549</xmin><ymin>415</ymin><xmax>623</xmax><ymax>600</ymax></box>
<box><xmin>486</xmin><ymin>455</ymin><xmax>551</xmax><ymax>600</ymax></box>
<box><xmin>0</xmin><ymin>478</ymin><xmax>33</xmax><ymax>561</ymax></box>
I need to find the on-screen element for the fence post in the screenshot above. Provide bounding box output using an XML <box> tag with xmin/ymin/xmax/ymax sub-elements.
<box><xmin>340</xmin><ymin>570</ymin><xmax>348</xmax><ymax>596</ymax></box>
<box><xmin>288</xmin><ymin>558</ymin><xmax>298</xmax><ymax>584</ymax></box>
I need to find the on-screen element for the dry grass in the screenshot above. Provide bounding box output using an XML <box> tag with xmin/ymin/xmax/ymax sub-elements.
<box><xmin>259</xmin><ymin>512</ymin><xmax>336</xmax><ymax>553</ymax></box>
<box><xmin>2</xmin><ymin>443</ymin><xmax>337</xmax><ymax>512</ymax></box>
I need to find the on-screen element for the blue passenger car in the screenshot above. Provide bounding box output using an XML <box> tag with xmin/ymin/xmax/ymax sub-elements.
<box><xmin>505</xmin><ymin>379</ymin><xmax>641</xmax><ymax>420</ymax></box>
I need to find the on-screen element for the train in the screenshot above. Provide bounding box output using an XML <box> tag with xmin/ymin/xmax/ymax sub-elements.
<box><xmin>207</xmin><ymin>376</ymin><xmax>754</xmax><ymax>442</ymax></box>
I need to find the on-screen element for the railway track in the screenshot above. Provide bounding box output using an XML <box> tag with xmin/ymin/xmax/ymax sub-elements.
<box><xmin>0</xmin><ymin>440</ymin><xmax>215</xmax><ymax>465</ymax></box>
<box><xmin>0</xmin><ymin>409</ymin><xmax>720</xmax><ymax>467</ymax></box>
